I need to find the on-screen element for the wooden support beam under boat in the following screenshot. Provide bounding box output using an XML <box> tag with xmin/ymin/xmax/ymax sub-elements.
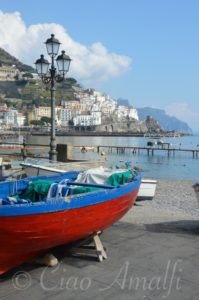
<box><xmin>31</xmin><ymin>232</ymin><xmax>107</xmax><ymax>267</ymax></box>
<box><xmin>66</xmin><ymin>232</ymin><xmax>107</xmax><ymax>262</ymax></box>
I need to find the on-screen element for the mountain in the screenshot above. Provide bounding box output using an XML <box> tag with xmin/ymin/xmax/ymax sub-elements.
<box><xmin>0</xmin><ymin>47</ymin><xmax>81</xmax><ymax>106</ymax></box>
<box><xmin>0</xmin><ymin>48</ymin><xmax>34</xmax><ymax>72</ymax></box>
<box><xmin>137</xmin><ymin>107</ymin><xmax>192</xmax><ymax>134</ymax></box>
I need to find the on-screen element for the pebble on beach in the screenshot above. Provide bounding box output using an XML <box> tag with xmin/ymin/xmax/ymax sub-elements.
<box><xmin>122</xmin><ymin>179</ymin><xmax>199</xmax><ymax>225</ymax></box>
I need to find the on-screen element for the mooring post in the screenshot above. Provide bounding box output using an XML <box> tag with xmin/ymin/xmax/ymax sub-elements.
<box><xmin>21</xmin><ymin>137</ymin><xmax>27</xmax><ymax>160</ymax></box>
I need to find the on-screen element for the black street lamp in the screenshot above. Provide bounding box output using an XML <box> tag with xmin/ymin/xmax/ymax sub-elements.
<box><xmin>35</xmin><ymin>34</ymin><xmax>71</xmax><ymax>161</ymax></box>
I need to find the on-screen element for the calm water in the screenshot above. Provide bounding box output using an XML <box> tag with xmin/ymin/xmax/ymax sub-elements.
<box><xmin>27</xmin><ymin>134</ymin><xmax>199</xmax><ymax>180</ymax></box>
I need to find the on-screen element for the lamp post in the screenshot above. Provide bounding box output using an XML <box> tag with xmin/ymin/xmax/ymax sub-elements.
<box><xmin>35</xmin><ymin>34</ymin><xmax>71</xmax><ymax>161</ymax></box>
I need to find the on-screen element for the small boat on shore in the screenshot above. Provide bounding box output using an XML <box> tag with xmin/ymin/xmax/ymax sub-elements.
<box><xmin>0</xmin><ymin>167</ymin><xmax>141</xmax><ymax>275</ymax></box>
<box><xmin>21</xmin><ymin>158</ymin><xmax>157</xmax><ymax>200</ymax></box>
<box><xmin>137</xmin><ymin>179</ymin><xmax>157</xmax><ymax>200</ymax></box>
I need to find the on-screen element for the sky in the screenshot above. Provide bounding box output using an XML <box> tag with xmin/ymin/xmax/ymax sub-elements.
<box><xmin>0</xmin><ymin>0</ymin><xmax>199</xmax><ymax>131</ymax></box>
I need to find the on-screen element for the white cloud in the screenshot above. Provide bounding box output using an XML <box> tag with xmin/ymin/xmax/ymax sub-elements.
<box><xmin>165</xmin><ymin>102</ymin><xmax>199</xmax><ymax>130</ymax></box>
<box><xmin>0</xmin><ymin>11</ymin><xmax>131</xmax><ymax>83</ymax></box>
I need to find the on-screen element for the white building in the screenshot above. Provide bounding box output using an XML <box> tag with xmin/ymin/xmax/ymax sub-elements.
<box><xmin>59</xmin><ymin>108</ymin><xmax>72</xmax><ymax>126</ymax></box>
<box><xmin>91</xmin><ymin>112</ymin><xmax>101</xmax><ymax>125</ymax></box>
<box><xmin>3</xmin><ymin>109</ymin><xmax>25</xmax><ymax>126</ymax></box>
<box><xmin>116</xmin><ymin>105</ymin><xmax>129</xmax><ymax>119</ymax></box>
<box><xmin>116</xmin><ymin>105</ymin><xmax>139</xmax><ymax>120</ymax></box>
<box><xmin>16</xmin><ymin>113</ymin><xmax>26</xmax><ymax>126</ymax></box>
<box><xmin>129</xmin><ymin>108</ymin><xmax>139</xmax><ymax>120</ymax></box>
<box><xmin>73</xmin><ymin>112</ymin><xmax>101</xmax><ymax>127</ymax></box>
<box><xmin>61</xmin><ymin>100</ymin><xmax>80</xmax><ymax>110</ymax></box>
<box><xmin>73</xmin><ymin>115</ymin><xmax>91</xmax><ymax>126</ymax></box>
<box><xmin>4</xmin><ymin>110</ymin><xmax>18</xmax><ymax>126</ymax></box>
<box><xmin>101</xmin><ymin>99</ymin><xmax>117</xmax><ymax>114</ymax></box>
<box><xmin>91</xmin><ymin>103</ymin><xmax>101</xmax><ymax>112</ymax></box>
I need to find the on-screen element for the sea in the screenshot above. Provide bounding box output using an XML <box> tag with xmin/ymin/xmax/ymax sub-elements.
<box><xmin>27</xmin><ymin>134</ymin><xmax>199</xmax><ymax>181</ymax></box>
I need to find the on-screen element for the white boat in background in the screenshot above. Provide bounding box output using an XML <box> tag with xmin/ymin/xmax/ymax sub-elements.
<box><xmin>21</xmin><ymin>158</ymin><xmax>157</xmax><ymax>200</ymax></box>
<box><xmin>137</xmin><ymin>179</ymin><xmax>157</xmax><ymax>200</ymax></box>
<box><xmin>192</xmin><ymin>183</ymin><xmax>199</xmax><ymax>207</ymax></box>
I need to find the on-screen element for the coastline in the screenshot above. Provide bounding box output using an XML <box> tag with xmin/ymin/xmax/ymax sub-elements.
<box><xmin>30</xmin><ymin>131</ymin><xmax>189</xmax><ymax>137</ymax></box>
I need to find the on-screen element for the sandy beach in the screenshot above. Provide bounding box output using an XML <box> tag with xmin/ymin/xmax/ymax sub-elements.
<box><xmin>122</xmin><ymin>179</ymin><xmax>199</xmax><ymax>224</ymax></box>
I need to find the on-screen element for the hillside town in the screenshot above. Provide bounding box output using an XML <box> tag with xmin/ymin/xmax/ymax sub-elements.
<box><xmin>0</xmin><ymin>64</ymin><xmax>140</xmax><ymax>131</ymax></box>
<box><xmin>0</xmin><ymin>61</ymin><xmax>191</xmax><ymax>134</ymax></box>
<box><xmin>30</xmin><ymin>89</ymin><xmax>139</xmax><ymax>128</ymax></box>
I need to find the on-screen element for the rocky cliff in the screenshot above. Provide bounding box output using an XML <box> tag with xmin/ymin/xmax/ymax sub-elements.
<box><xmin>94</xmin><ymin>116</ymin><xmax>163</xmax><ymax>133</ymax></box>
<box><xmin>137</xmin><ymin>107</ymin><xmax>192</xmax><ymax>133</ymax></box>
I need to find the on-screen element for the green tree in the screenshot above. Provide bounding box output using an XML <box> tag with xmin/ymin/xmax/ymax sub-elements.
<box><xmin>30</xmin><ymin>120</ymin><xmax>43</xmax><ymax>126</ymax></box>
<box><xmin>41</xmin><ymin>116</ymin><xmax>51</xmax><ymax>124</ymax></box>
<box><xmin>22</xmin><ymin>73</ymin><xmax>33</xmax><ymax>79</ymax></box>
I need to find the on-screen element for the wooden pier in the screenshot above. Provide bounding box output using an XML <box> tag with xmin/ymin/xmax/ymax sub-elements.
<box><xmin>0</xmin><ymin>141</ymin><xmax>198</xmax><ymax>160</ymax></box>
<box><xmin>75</xmin><ymin>145</ymin><xmax>199</xmax><ymax>159</ymax></box>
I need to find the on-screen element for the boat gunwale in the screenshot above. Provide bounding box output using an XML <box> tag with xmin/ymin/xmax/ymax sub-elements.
<box><xmin>0</xmin><ymin>173</ymin><xmax>141</xmax><ymax>217</ymax></box>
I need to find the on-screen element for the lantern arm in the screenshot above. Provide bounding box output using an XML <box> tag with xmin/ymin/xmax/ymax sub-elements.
<box><xmin>40</xmin><ymin>71</ymin><xmax>65</xmax><ymax>84</ymax></box>
<box><xmin>41</xmin><ymin>75</ymin><xmax>52</xmax><ymax>84</ymax></box>
<box><xmin>55</xmin><ymin>74</ymin><xmax>65</xmax><ymax>82</ymax></box>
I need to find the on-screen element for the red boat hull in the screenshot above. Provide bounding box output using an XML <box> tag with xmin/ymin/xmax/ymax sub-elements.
<box><xmin>0</xmin><ymin>188</ymin><xmax>138</xmax><ymax>275</ymax></box>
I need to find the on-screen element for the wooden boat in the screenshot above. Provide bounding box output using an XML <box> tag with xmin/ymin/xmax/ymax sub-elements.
<box><xmin>0</xmin><ymin>168</ymin><xmax>141</xmax><ymax>275</ymax></box>
<box><xmin>192</xmin><ymin>183</ymin><xmax>199</xmax><ymax>207</ymax></box>
<box><xmin>21</xmin><ymin>158</ymin><xmax>156</xmax><ymax>200</ymax></box>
